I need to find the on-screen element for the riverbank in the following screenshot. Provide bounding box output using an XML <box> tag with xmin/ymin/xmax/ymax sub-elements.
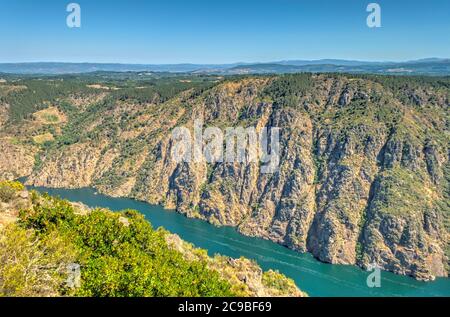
<box><xmin>26</xmin><ymin>185</ymin><xmax>450</xmax><ymax>297</ymax></box>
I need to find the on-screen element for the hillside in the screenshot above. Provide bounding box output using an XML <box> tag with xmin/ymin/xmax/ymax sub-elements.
<box><xmin>0</xmin><ymin>181</ymin><xmax>304</xmax><ymax>297</ymax></box>
<box><xmin>0</xmin><ymin>73</ymin><xmax>449</xmax><ymax>281</ymax></box>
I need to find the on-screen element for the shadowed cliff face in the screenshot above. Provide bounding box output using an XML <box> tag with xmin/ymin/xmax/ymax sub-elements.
<box><xmin>2</xmin><ymin>74</ymin><xmax>448</xmax><ymax>281</ymax></box>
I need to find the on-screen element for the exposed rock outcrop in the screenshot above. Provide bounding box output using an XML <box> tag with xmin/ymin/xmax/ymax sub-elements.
<box><xmin>165</xmin><ymin>233</ymin><xmax>306</xmax><ymax>297</ymax></box>
<box><xmin>4</xmin><ymin>74</ymin><xmax>448</xmax><ymax>280</ymax></box>
<box><xmin>0</xmin><ymin>138</ymin><xmax>36</xmax><ymax>181</ymax></box>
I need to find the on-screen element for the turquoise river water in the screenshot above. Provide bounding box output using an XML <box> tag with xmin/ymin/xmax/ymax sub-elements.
<box><xmin>28</xmin><ymin>186</ymin><xmax>450</xmax><ymax>297</ymax></box>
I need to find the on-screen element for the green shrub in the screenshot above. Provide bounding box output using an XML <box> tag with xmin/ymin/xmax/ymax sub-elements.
<box><xmin>0</xmin><ymin>181</ymin><xmax>24</xmax><ymax>203</ymax></box>
<box><xmin>262</xmin><ymin>270</ymin><xmax>298</xmax><ymax>294</ymax></box>
<box><xmin>0</xmin><ymin>225</ymin><xmax>77</xmax><ymax>296</ymax></box>
<box><xmin>16</xmin><ymin>193</ymin><xmax>235</xmax><ymax>297</ymax></box>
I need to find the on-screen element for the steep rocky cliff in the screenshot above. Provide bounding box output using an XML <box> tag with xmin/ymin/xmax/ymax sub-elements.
<box><xmin>1</xmin><ymin>73</ymin><xmax>448</xmax><ymax>281</ymax></box>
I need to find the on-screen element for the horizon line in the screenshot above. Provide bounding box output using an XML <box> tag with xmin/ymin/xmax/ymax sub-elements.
<box><xmin>0</xmin><ymin>57</ymin><xmax>449</xmax><ymax>66</ymax></box>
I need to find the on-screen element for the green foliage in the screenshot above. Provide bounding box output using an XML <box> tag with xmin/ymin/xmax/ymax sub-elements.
<box><xmin>0</xmin><ymin>185</ymin><xmax>16</xmax><ymax>203</ymax></box>
<box><xmin>0</xmin><ymin>225</ymin><xmax>77</xmax><ymax>297</ymax></box>
<box><xmin>0</xmin><ymin>181</ymin><xmax>24</xmax><ymax>202</ymax></box>
<box><xmin>358</xmin><ymin>74</ymin><xmax>450</xmax><ymax>106</ymax></box>
<box><xmin>370</xmin><ymin>166</ymin><xmax>430</xmax><ymax>216</ymax></box>
<box><xmin>260</xmin><ymin>73</ymin><xmax>312</xmax><ymax>107</ymax></box>
<box><xmin>0</xmin><ymin>180</ymin><xmax>25</xmax><ymax>191</ymax></box>
<box><xmin>261</xmin><ymin>270</ymin><xmax>299</xmax><ymax>294</ymax></box>
<box><xmin>355</xmin><ymin>242</ymin><xmax>363</xmax><ymax>263</ymax></box>
<box><xmin>15</xmin><ymin>193</ymin><xmax>235</xmax><ymax>297</ymax></box>
<box><xmin>19</xmin><ymin>194</ymin><xmax>77</xmax><ymax>232</ymax></box>
<box><xmin>2</xmin><ymin>79</ymin><xmax>93</xmax><ymax>123</ymax></box>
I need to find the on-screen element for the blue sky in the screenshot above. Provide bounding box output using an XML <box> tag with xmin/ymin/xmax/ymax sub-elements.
<box><xmin>0</xmin><ymin>0</ymin><xmax>449</xmax><ymax>63</ymax></box>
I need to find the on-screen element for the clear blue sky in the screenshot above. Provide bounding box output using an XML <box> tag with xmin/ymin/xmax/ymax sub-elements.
<box><xmin>0</xmin><ymin>0</ymin><xmax>449</xmax><ymax>64</ymax></box>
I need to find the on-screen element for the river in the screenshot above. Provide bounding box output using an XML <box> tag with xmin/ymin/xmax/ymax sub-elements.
<box><xmin>27</xmin><ymin>186</ymin><xmax>450</xmax><ymax>297</ymax></box>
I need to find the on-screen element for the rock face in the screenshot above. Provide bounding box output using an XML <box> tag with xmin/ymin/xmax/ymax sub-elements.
<box><xmin>0</xmin><ymin>138</ymin><xmax>36</xmax><ymax>181</ymax></box>
<box><xmin>2</xmin><ymin>74</ymin><xmax>449</xmax><ymax>280</ymax></box>
<box><xmin>29</xmin><ymin>143</ymin><xmax>104</xmax><ymax>188</ymax></box>
<box><xmin>0</xmin><ymin>103</ymin><xmax>9</xmax><ymax>127</ymax></box>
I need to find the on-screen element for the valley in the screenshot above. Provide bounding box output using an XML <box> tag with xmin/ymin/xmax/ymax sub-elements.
<box><xmin>0</xmin><ymin>72</ymin><xmax>449</xmax><ymax>283</ymax></box>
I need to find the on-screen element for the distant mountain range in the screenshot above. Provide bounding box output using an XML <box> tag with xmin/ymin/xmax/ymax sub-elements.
<box><xmin>0</xmin><ymin>58</ymin><xmax>449</xmax><ymax>75</ymax></box>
